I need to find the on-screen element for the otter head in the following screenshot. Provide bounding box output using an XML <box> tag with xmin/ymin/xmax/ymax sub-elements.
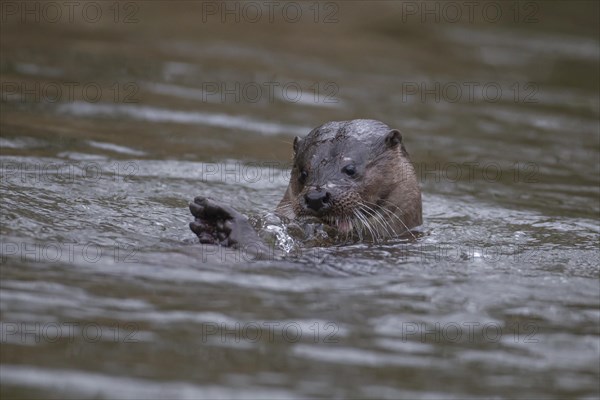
<box><xmin>277</xmin><ymin>119</ymin><xmax>422</xmax><ymax>240</ymax></box>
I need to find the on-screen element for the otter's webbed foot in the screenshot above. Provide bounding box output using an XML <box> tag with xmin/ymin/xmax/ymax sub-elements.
<box><xmin>189</xmin><ymin>196</ymin><xmax>262</xmax><ymax>248</ymax></box>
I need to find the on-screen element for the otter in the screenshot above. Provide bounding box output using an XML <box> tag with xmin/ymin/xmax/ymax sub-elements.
<box><xmin>189</xmin><ymin>119</ymin><xmax>422</xmax><ymax>250</ymax></box>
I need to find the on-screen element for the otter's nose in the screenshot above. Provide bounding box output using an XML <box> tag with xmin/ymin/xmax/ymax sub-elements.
<box><xmin>304</xmin><ymin>189</ymin><xmax>331</xmax><ymax>212</ymax></box>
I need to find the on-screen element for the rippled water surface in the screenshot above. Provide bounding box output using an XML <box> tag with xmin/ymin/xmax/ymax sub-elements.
<box><xmin>1</xmin><ymin>2</ymin><xmax>599</xmax><ymax>399</ymax></box>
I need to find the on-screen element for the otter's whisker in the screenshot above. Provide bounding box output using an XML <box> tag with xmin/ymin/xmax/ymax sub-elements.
<box><xmin>356</xmin><ymin>204</ymin><xmax>380</xmax><ymax>242</ymax></box>
<box><xmin>354</xmin><ymin>210</ymin><xmax>368</xmax><ymax>239</ymax></box>
<box><xmin>366</xmin><ymin>201</ymin><xmax>405</xmax><ymax>237</ymax></box>
<box><xmin>359</xmin><ymin>203</ymin><xmax>393</xmax><ymax>240</ymax></box>
<box><xmin>367</xmin><ymin>199</ymin><xmax>417</xmax><ymax>240</ymax></box>
<box><xmin>352</xmin><ymin>209</ymin><xmax>370</xmax><ymax>242</ymax></box>
<box><xmin>369</xmin><ymin>204</ymin><xmax>399</xmax><ymax>239</ymax></box>
<box><xmin>377</xmin><ymin>199</ymin><xmax>416</xmax><ymax>240</ymax></box>
<box><xmin>352</xmin><ymin>210</ymin><xmax>365</xmax><ymax>241</ymax></box>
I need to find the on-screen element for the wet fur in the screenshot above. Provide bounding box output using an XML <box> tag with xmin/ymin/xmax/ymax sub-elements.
<box><xmin>276</xmin><ymin>119</ymin><xmax>422</xmax><ymax>240</ymax></box>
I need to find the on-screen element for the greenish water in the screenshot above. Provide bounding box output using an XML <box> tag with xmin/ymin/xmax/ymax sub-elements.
<box><xmin>1</xmin><ymin>1</ymin><xmax>599</xmax><ymax>399</ymax></box>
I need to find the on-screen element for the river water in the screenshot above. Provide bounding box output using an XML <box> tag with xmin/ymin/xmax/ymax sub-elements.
<box><xmin>1</xmin><ymin>2</ymin><xmax>599</xmax><ymax>399</ymax></box>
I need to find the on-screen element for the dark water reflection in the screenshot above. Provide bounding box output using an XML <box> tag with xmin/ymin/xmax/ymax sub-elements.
<box><xmin>1</xmin><ymin>1</ymin><xmax>599</xmax><ymax>399</ymax></box>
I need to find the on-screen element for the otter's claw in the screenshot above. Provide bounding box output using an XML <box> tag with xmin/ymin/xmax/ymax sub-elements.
<box><xmin>188</xmin><ymin>196</ymin><xmax>259</xmax><ymax>248</ymax></box>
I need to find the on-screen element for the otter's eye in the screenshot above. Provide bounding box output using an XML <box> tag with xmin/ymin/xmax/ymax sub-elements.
<box><xmin>342</xmin><ymin>164</ymin><xmax>356</xmax><ymax>177</ymax></box>
<box><xmin>298</xmin><ymin>169</ymin><xmax>308</xmax><ymax>185</ymax></box>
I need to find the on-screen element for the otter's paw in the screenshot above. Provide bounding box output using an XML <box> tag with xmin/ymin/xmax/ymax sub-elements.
<box><xmin>189</xmin><ymin>196</ymin><xmax>250</xmax><ymax>247</ymax></box>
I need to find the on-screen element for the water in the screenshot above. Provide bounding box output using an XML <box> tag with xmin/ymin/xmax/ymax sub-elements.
<box><xmin>1</xmin><ymin>2</ymin><xmax>599</xmax><ymax>399</ymax></box>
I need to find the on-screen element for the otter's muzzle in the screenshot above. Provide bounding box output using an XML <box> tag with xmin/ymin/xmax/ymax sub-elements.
<box><xmin>304</xmin><ymin>188</ymin><xmax>331</xmax><ymax>213</ymax></box>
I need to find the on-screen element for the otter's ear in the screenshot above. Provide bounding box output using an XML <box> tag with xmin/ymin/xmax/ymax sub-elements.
<box><xmin>293</xmin><ymin>136</ymin><xmax>301</xmax><ymax>154</ymax></box>
<box><xmin>385</xmin><ymin>129</ymin><xmax>403</xmax><ymax>148</ymax></box>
